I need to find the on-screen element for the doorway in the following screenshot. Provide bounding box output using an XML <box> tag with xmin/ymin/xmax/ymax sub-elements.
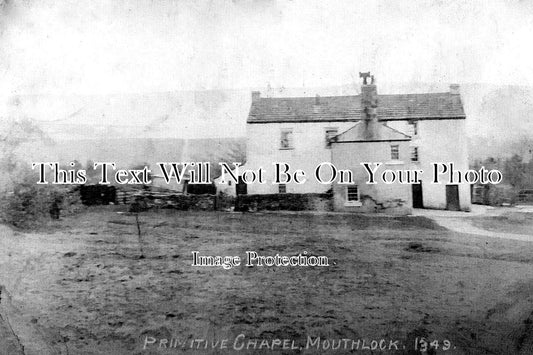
<box><xmin>236</xmin><ymin>176</ymin><xmax>247</xmax><ymax>195</ymax></box>
<box><xmin>446</xmin><ymin>185</ymin><xmax>460</xmax><ymax>211</ymax></box>
<box><xmin>412</xmin><ymin>182</ymin><xmax>423</xmax><ymax>208</ymax></box>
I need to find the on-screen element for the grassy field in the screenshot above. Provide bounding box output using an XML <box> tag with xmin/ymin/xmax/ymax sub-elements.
<box><xmin>0</xmin><ymin>207</ymin><xmax>532</xmax><ymax>354</ymax></box>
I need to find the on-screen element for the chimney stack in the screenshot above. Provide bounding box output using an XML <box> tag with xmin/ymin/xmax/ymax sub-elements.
<box><xmin>251</xmin><ymin>91</ymin><xmax>261</xmax><ymax>102</ymax></box>
<box><xmin>359</xmin><ymin>72</ymin><xmax>378</xmax><ymax>121</ymax></box>
<box><xmin>449</xmin><ymin>84</ymin><xmax>460</xmax><ymax>95</ymax></box>
<box><xmin>359</xmin><ymin>72</ymin><xmax>379</xmax><ymax>139</ymax></box>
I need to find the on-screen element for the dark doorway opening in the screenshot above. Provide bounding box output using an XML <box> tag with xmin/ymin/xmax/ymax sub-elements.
<box><xmin>236</xmin><ymin>176</ymin><xmax>247</xmax><ymax>195</ymax></box>
<box><xmin>412</xmin><ymin>182</ymin><xmax>423</xmax><ymax>208</ymax></box>
<box><xmin>446</xmin><ymin>185</ymin><xmax>460</xmax><ymax>211</ymax></box>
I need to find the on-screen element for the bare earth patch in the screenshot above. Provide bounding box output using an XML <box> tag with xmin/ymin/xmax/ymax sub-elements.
<box><xmin>0</xmin><ymin>207</ymin><xmax>532</xmax><ymax>354</ymax></box>
<box><xmin>468</xmin><ymin>211</ymin><xmax>533</xmax><ymax>236</ymax></box>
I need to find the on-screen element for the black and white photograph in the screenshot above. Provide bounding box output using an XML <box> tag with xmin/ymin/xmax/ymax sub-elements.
<box><xmin>1</xmin><ymin>0</ymin><xmax>533</xmax><ymax>354</ymax></box>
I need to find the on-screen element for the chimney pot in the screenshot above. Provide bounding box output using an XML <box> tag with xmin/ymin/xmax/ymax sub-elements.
<box><xmin>449</xmin><ymin>84</ymin><xmax>460</xmax><ymax>95</ymax></box>
<box><xmin>251</xmin><ymin>91</ymin><xmax>261</xmax><ymax>102</ymax></box>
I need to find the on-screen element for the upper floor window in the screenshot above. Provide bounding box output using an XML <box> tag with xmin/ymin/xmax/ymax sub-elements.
<box><xmin>325</xmin><ymin>128</ymin><xmax>338</xmax><ymax>148</ymax></box>
<box><xmin>280</xmin><ymin>129</ymin><xmax>294</xmax><ymax>149</ymax></box>
<box><xmin>411</xmin><ymin>147</ymin><xmax>419</xmax><ymax>162</ymax></box>
<box><xmin>409</xmin><ymin>121</ymin><xmax>418</xmax><ymax>136</ymax></box>
<box><xmin>390</xmin><ymin>144</ymin><xmax>400</xmax><ymax>160</ymax></box>
<box><xmin>278</xmin><ymin>184</ymin><xmax>287</xmax><ymax>194</ymax></box>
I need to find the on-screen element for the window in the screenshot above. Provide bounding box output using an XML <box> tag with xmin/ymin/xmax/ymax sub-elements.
<box><xmin>325</xmin><ymin>128</ymin><xmax>338</xmax><ymax>148</ymax></box>
<box><xmin>411</xmin><ymin>147</ymin><xmax>419</xmax><ymax>162</ymax></box>
<box><xmin>346</xmin><ymin>186</ymin><xmax>360</xmax><ymax>205</ymax></box>
<box><xmin>280</xmin><ymin>129</ymin><xmax>294</xmax><ymax>149</ymax></box>
<box><xmin>390</xmin><ymin>145</ymin><xmax>400</xmax><ymax>160</ymax></box>
<box><xmin>410</xmin><ymin>121</ymin><xmax>418</xmax><ymax>136</ymax></box>
<box><xmin>278</xmin><ymin>184</ymin><xmax>286</xmax><ymax>194</ymax></box>
<box><xmin>228</xmin><ymin>180</ymin><xmax>232</xmax><ymax>186</ymax></box>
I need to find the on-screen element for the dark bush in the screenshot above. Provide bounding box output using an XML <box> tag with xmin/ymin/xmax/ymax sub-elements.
<box><xmin>0</xmin><ymin>170</ymin><xmax>83</xmax><ymax>228</ymax></box>
<box><xmin>1</xmin><ymin>182</ymin><xmax>82</xmax><ymax>228</ymax></box>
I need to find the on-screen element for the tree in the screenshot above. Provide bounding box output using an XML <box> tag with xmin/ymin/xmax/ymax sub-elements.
<box><xmin>0</xmin><ymin>117</ymin><xmax>82</xmax><ymax>228</ymax></box>
<box><xmin>504</xmin><ymin>154</ymin><xmax>526</xmax><ymax>188</ymax></box>
<box><xmin>208</xmin><ymin>139</ymin><xmax>246</xmax><ymax>179</ymax></box>
<box><xmin>85</xmin><ymin>159</ymin><xmax>100</xmax><ymax>183</ymax></box>
<box><xmin>526</xmin><ymin>158</ymin><xmax>533</xmax><ymax>188</ymax></box>
<box><xmin>0</xmin><ymin>117</ymin><xmax>51</xmax><ymax>187</ymax></box>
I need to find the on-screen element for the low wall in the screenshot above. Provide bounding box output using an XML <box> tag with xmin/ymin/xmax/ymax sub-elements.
<box><xmin>165</xmin><ymin>194</ymin><xmax>215</xmax><ymax>210</ymax></box>
<box><xmin>131</xmin><ymin>193</ymin><xmax>216</xmax><ymax>211</ymax></box>
<box><xmin>235</xmin><ymin>193</ymin><xmax>333</xmax><ymax>212</ymax></box>
<box><xmin>334</xmin><ymin>195</ymin><xmax>411</xmax><ymax>215</ymax></box>
<box><xmin>79</xmin><ymin>186</ymin><xmax>341</xmax><ymax>213</ymax></box>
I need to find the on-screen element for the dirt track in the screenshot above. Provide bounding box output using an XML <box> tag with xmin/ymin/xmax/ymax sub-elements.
<box><xmin>0</xmin><ymin>208</ymin><xmax>532</xmax><ymax>354</ymax></box>
<box><xmin>414</xmin><ymin>206</ymin><xmax>533</xmax><ymax>242</ymax></box>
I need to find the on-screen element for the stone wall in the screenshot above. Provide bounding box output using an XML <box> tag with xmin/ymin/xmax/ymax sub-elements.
<box><xmin>78</xmin><ymin>186</ymin><xmax>339</xmax><ymax>213</ymax></box>
<box><xmin>235</xmin><ymin>193</ymin><xmax>333</xmax><ymax>212</ymax></box>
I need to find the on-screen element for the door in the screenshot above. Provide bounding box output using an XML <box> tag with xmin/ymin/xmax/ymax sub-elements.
<box><xmin>446</xmin><ymin>185</ymin><xmax>460</xmax><ymax>211</ymax></box>
<box><xmin>412</xmin><ymin>182</ymin><xmax>423</xmax><ymax>208</ymax></box>
<box><xmin>236</xmin><ymin>176</ymin><xmax>247</xmax><ymax>195</ymax></box>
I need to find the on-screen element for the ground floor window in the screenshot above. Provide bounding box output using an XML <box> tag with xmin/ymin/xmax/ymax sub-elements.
<box><xmin>345</xmin><ymin>185</ymin><xmax>360</xmax><ymax>205</ymax></box>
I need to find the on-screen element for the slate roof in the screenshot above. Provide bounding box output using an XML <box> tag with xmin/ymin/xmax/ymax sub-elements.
<box><xmin>247</xmin><ymin>92</ymin><xmax>465</xmax><ymax>123</ymax></box>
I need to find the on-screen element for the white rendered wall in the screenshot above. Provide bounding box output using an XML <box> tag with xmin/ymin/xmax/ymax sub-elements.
<box><xmin>245</xmin><ymin>121</ymin><xmax>355</xmax><ymax>194</ymax></box>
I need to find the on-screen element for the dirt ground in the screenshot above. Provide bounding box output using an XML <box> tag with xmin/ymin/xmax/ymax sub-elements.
<box><xmin>468</xmin><ymin>210</ymin><xmax>533</xmax><ymax>236</ymax></box>
<box><xmin>0</xmin><ymin>207</ymin><xmax>533</xmax><ymax>354</ymax></box>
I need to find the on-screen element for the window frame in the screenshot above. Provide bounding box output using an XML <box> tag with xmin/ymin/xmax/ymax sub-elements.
<box><xmin>324</xmin><ymin>127</ymin><xmax>339</xmax><ymax>148</ymax></box>
<box><xmin>345</xmin><ymin>185</ymin><xmax>361</xmax><ymax>206</ymax></box>
<box><xmin>411</xmin><ymin>146</ymin><xmax>419</xmax><ymax>162</ymax></box>
<box><xmin>280</xmin><ymin>129</ymin><xmax>294</xmax><ymax>150</ymax></box>
<box><xmin>410</xmin><ymin>121</ymin><xmax>418</xmax><ymax>136</ymax></box>
<box><xmin>390</xmin><ymin>144</ymin><xmax>400</xmax><ymax>160</ymax></box>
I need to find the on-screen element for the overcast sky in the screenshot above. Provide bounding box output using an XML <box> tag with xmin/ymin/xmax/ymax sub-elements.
<box><xmin>1</xmin><ymin>0</ymin><xmax>533</xmax><ymax>138</ymax></box>
<box><xmin>2</xmin><ymin>0</ymin><xmax>533</xmax><ymax>95</ymax></box>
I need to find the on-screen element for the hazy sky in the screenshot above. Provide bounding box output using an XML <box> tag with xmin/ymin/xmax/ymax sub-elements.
<box><xmin>2</xmin><ymin>0</ymin><xmax>533</xmax><ymax>95</ymax></box>
<box><xmin>1</xmin><ymin>0</ymin><xmax>533</xmax><ymax>138</ymax></box>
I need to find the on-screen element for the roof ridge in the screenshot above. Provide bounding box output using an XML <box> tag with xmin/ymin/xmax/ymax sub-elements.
<box><xmin>378</xmin><ymin>92</ymin><xmax>456</xmax><ymax>97</ymax></box>
<box><xmin>258</xmin><ymin>92</ymin><xmax>456</xmax><ymax>100</ymax></box>
<box><xmin>260</xmin><ymin>94</ymin><xmax>358</xmax><ymax>100</ymax></box>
